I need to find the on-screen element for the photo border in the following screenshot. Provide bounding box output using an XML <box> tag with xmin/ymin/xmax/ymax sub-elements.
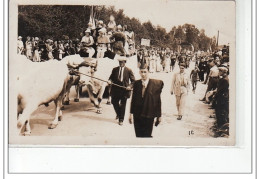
<box><xmin>3</xmin><ymin>0</ymin><xmax>257</xmax><ymax>177</ymax></box>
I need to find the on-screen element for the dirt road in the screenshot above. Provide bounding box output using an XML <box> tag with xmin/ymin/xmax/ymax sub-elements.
<box><xmin>11</xmin><ymin>61</ymin><xmax>234</xmax><ymax>146</ymax></box>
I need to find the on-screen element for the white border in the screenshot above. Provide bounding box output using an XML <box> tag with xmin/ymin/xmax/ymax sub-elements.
<box><xmin>3</xmin><ymin>0</ymin><xmax>256</xmax><ymax>178</ymax></box>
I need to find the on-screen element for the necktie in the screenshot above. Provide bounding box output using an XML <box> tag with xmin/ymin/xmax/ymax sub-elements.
<box><xmin>180</xmin><ymin>73</ymin><xmax>184</xmax><ymax>86</ymax></box>
<box><xmin>142</xmin><ymin>81</ymin><xmax>146</xmax><ymax>98</ymax></box>
<box><xmin>119</xmin><ymin>67</ymin><xmax>122</xmax><ymax>81</ymax></box>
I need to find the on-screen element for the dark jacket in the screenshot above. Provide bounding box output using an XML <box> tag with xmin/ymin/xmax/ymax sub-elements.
<box><xmin>109</xmin><ymin>66</ymin><xmax>135</xmax><ymax>98</ymax></box>
<box><xmin>215</xmin><ymin>76</ymin><xmax>229</xmax><ymax>105</ymax></box>
<box><xmin>198</xmin><ymin>61</ymin><xmax>207</xmax><ymax>72</ymax></box>
<box><xmin>130</xmin><ymin>79</ymin><xmax>164</xmax><ymax>118</ymax></box>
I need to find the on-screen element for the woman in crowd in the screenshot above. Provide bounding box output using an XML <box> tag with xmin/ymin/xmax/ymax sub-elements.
<box><xmin>33</xmin><ymin>46</ymin><xmax>41</xmax><ymax>62</ymax></box>
<box><xmin>148</xmin><ymin>50</ymin><xmax>156</xmax><ymax>73</ymax></box>
<box><xmin>81</xmin><ymin>29</ymin><xmax>95</xmax><ymax>57</ymax></box>
<box><xmin>107</xmin><ymin>15</ymin><xmax>116</xmax><ymax>32</ymax></box>
<box><xmin>96</xmin><ymin>28</ymin><xmax>110</xmax><ymax>58</ymax></box>
<box><xmin>46</xmin><ymin>39</ymin><xmax>54</xmax><ymax>60</ymax></box>
<box><xmin>25</xmin><ymin>36</ymin><xmax>33</xmax><ymax>60</ymax></box>
<box><xmin>17</xmin><ymin>36</ymin><xmax>24</xmax><ymax>55</ymax></box>
<box><xmin>164</xmin><ymin>53</ymin><xmax>171</xmax><ymax>73</ymax></box>
<box><xmin>155</xmin><ymin>52</ymin><xmax>162</xmax><ymax>72</ymax></box>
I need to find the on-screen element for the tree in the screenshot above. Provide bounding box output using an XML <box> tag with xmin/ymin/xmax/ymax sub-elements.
<box><xmin>198</xmin><ymin>29</ymin><xmax>211</xmax><ymax>51</ymax></box>
<box><xmin>18</xmin><ymin>5</ymin><xmax>216</xmax><ymax>51</ymax></box>
<box><xmin>183</xmin><ymin>24</ymin><xmax>200</xmax><ymax>50</ymax></box>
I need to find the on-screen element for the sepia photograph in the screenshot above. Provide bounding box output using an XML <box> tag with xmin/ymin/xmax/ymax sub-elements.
<box><xmin>9</xmin><ymin>0</ymin><xmax>236</xmax><ymax>146</ymax></box>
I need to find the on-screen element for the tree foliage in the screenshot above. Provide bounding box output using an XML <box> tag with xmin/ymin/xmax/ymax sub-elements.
<box><xmin>18</xmin><ymin>5</ymin><xmax>217</xmax><ymax>51</ymax></box>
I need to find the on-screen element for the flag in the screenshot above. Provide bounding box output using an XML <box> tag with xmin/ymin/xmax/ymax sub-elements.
<box><xmin>89</xmin><ymin>6</ymin><xmax>96</xmax><ymax>29</ymax></box>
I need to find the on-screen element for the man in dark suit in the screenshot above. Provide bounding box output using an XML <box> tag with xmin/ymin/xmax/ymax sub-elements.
<box><xmin>129</xmin><ymin>63</ymin><xmax>164</xmax><ymax>137</ymax></box>
<box><xmin>108</xmin><ymin>56</ymin><xmax>135</xmax><ymax>125</ymax></box>
<box><xmin>198</xmin><ymin>57</ymin><xmax>207</xmax><ymax>82</ymax></box>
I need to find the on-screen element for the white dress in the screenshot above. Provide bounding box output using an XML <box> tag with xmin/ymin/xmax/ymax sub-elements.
<box><xmin>155</xmin><ymin>56</ymin><xmax>161</xmax><ymax>72</ymax></box>
<box><xmin>33</xmin><ymin>49</ymin><xmax>41</xmax><ymax>62</ymax></box>
<box><xmin>149</xmin><ymin>55</ymin><xmax>156</xmax><ymax>73</ymax></box>
<box><xmin>25</xmin><ymin>41</ymin><xmax>32</xmax><ymax>59</ymax></box>
<box><xmin>17</xmin><ymin>40</ymin><xmax>24</xmax><ymax>54</ymax></box>
<box><xmin>164</xmin><ymin>56</ymin><xmax>171</xmax><ymax>72</ymax></box>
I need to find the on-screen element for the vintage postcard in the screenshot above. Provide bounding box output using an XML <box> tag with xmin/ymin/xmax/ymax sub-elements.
<box><xmin>9</xmin><ymin>0</ymin><xmax>236</xmax><ymax>146</ymax></box>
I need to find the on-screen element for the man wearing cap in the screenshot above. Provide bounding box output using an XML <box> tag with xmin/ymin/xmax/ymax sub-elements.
<box><xmin>214</xmin><ymin>66</ymin><xmax>229</xmax><ymax>130</ymax></box>
<box><xmin>171</xmin><ymin>63</ymin><xmax>190</xmax><ymax>120</ymax></box>
<box><xmin>198</xmin><ymin>57</ymin><xmax>207</xmax><ymax>81</ymax></box>
<box><xmin>108</xmin><ymin>57</ymin><xmax>135</xmax><ymax>125</ymax></box>
<box><xmin>129</xmin><ymin>63</ymin><xmax>163</xmax><ymax>137</ymax></box>
<box><xmin>81</xmin><ymin>29</ymin><xmax>95</xmax><ymax>58</ymax></box>
<box><xmin>17</xmin><ymin>36</ymin><xmax>24</xmax><ymax>55</ymax></box>
<box><xmin>190</xmin><ymin>64</ymin><xmax>200</xmax><ymax>93</ymax></box>
<box><xmin>200</xmin><ymin>59</ymin><xmax>219</xmax><ymax>101</ymax></box>
<box><xmin>96</xmin><ymin>28</ymin><xmax>110</xmax><ymax>58</ymax></box>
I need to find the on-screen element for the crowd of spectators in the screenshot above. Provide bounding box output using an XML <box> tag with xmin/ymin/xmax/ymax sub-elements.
<box><xmin>136</xmin><ymin>47</ymin><xmax>182</xmax><ymax>73</ymax></box>
<box><xmin>17</xmin><ymin>15</ymin><xmax>136</xmax><ymax>62</ymax></box>
<box><xmin>197</xmin><ymin>46</ymin><xmax>230</xmax><ymax>137</ymax></box>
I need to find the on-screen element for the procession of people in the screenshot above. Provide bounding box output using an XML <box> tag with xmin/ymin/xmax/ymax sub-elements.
<box><xmin>17</xmin><ymin>14</ymin><xmax>230</xmax><ymax>138</ymax></box>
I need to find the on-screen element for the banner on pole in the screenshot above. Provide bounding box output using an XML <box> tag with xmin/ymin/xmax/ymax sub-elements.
<box><xmin>141</xmin><ymin>38</ymin><xmax>150</xmax><ymax>46</ymax></box>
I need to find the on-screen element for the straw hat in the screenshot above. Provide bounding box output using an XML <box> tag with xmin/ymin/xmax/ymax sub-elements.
<box><xmin>117</xmin><ymin>56</ymin><xmax>127</xmax><ymax>62</ymax></box>
<box><xmin>98</xmin><ymin>28</ymin><xmax>106</xmax><ymax>33</ymax></box>
<box><xmin>85</xmin><ymin>29</ymin><xmax>91</xmax><ymax>33</ymax></box>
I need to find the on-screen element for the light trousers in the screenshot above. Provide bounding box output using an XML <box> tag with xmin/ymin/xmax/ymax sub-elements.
<box><xmin>175</xmin><ymin>93</ymin><xmax>186</xmax><ymax>116</ymax></box>
<box><xmin>97</xmin><ymin>47</ymin><xmax>107</xmax><ymax>58</ymax></box>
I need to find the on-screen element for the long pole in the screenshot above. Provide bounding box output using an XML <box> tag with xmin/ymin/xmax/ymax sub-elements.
<box><xmin>72</xmin><ymin>70</ymin><xmax>128</xmax><ymax>89</ymax></box>
<box><xmin>216</xmin><ymin>30</ymin><xmax>219</xmax><ymax>47</ymax></box>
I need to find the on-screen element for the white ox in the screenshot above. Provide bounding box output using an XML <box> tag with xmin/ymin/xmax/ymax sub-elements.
<box><xmin>63</xmin><ymin>54</ymin><xmax>140</xmax><ymax>115</ymax></box>
<box><xmin>15</xmin><ymin>55</ymin><xmax>76</xmax><ymax>135</ymax></box>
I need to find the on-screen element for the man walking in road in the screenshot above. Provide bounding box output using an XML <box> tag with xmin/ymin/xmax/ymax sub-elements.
<box><xmin>108</xmin><ymin>56</ymin><xmax>135</xmax><ymax>125</ymax></box>
<box><xmin>171</xmin><ymin>63</ymin><xmax>190</xmax><ymax>120</ymax></box>
<box><xmin>190</xmin><ymin>64</ymin><xmax>200</xmax><ymax>93</ymax></box>
<box><xmin>129</xmin><ymin>63</ymin><xmax>164</xmax><ymax>137</ymax></box>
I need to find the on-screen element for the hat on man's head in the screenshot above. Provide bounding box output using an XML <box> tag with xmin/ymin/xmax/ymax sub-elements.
<box><xmin>18</xmin><ymin>36</ymin><xmax>22</xmax><ymax>39</ymax></box>
<box><xmin>98</xmin><ymin>20</ymin><xmax>104</xmax><ymax>24</ymax></box>
<box><xmin>117</xmin><ymin>56</ymin><xmax>127</xmax><ymax>62</ymax></box>
<box><xmin>218</xmin><ymin>66</ymin><xmax>228</xmax><ymax>73</ymax></box>
<box><xmin>117</xmin><ymin>25</ymin><xmax>122</xmax><ymax>29</ymax></box>
<box><xmin>35</xmin><ymin>37</ymin><xmax>39</xmax><ymax>41</ymax></box>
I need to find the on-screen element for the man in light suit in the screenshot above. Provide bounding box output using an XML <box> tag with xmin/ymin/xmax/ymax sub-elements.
<box><xmin>108</xmin><ymin>56</ymin><xmax>135</xmax><ymax>125</ymax></box>
<box><xmin>171</xmin><ymin>63</ymin><xmax>190</xmax><ymax>120</ymax></box>
<box><xmin>129</xmin><ymin>63</ymin><xmax>164</xmax><ymax>137</ymax></box>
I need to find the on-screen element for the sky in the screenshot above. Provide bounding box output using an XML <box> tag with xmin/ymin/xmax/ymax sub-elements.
<box><xmin>112</xmin><ymin>0</ymin><xmax>235</xmax><ymax>45</ymax></box>
<box><xmin>14</xmin><ymin>0</ymin><xmax>236</xmax><ymax>45</ymax></box>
